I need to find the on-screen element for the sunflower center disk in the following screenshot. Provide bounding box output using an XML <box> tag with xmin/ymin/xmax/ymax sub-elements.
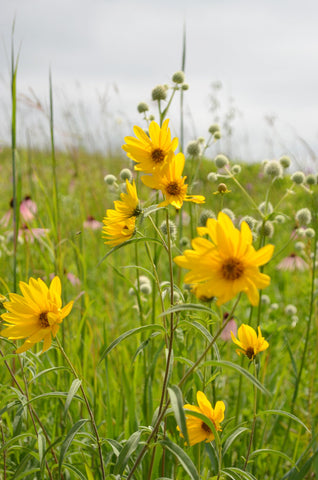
<box><xmin>166</xmin><ymin>181</ymin><xmax>181</xmax><ymax>196</ymax></box>
<box><xmin>221</xmin><ymin>258</ymin><xmax>244</xmax><ymax>280</ymax></box>
<box><xmin>39</xmin><ymin>312</ymin><xmax>50</xmax><ymax>328</ymax></box>
<box><xmin>201</xmin><ymin>422</ymin><xmax>212</xmax><ymax>434</ymax></box>
<box><xmin>151</xmin><ymin>148</ymin><xmax>165</xmax><ymax>164</ymax></box>
<box><xmin>246</xmin><ymin>347</ymin><xmax>255</xmax><ymax>359</ymax></box>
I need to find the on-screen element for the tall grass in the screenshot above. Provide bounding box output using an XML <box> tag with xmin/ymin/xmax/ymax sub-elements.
<box><xmin>0</xmin><ymin>43</ymin><xmax>318</xmax><ymax>480</ymax></box>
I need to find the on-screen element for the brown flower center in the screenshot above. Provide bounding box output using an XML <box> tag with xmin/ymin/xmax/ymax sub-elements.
<box><xmin>245</xmin><ymin>347</ymin><xmax>255</xmax><ymax>359</ymax></box>
<box><xmin>166</xmin><ymin>181</ymin><xmax>181</xmax><ymax>196</ymax></box>
<box><xmin>39</xmin><ymin>312</ymin><xmax>49</xmax><ymax>328</ymax></box>
<box><xmin>132</xmin><ymin>206</ymin><xmax>142</xmax><ymax>217</ymax></box>
<box><xmin>221</xmin><ymin>258</ymin><xmax>244</xmax><ymax>280</ymax></box>
<box><xmin>151</xmin><ymin>148</ymin><xmax>165</xmax><ymax>164</ymax></box>
<box><xmin>201</xmin><ymin>422</ymin><xmax>212</xmax><ymax>434</ymax></box>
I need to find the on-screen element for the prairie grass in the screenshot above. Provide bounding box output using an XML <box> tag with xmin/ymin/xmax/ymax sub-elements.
<box><xmin>0</xmin><ymin>47</ymin><xmax>318</xmax><ymax>480</ymax></box>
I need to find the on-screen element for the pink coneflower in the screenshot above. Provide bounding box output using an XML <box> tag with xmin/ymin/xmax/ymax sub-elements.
<box><xmin>19</xmin><ymin>224</ymin><xmax>49</xmax><ymax>243</ymax></box>
<box><xmin>220</xmin><ymin>312</ymin><xmax>237</xmax><ymax>342</ymax></box>
<box><xmin>83</xmin><ymin>215</ymin><xmax>103</xmax><ymax>230</ymax></box>
<box><xmin>20</xmin><ymin>196</ymin><xmax>37</xmax><ymax>222</ymax></box>
<box><xmin>0</xmin><ymin>196</ymin><xmax>37</xmax><ymax>227</ymax></box>
<box><xmin>49</xmin><ymin>270</ymin><xmax>81</xmax><ymax>286</ymax></box>
<box><xmin>276</xmin><ymin>253</ymin><xmax>309</xmax><ymax>272</ymax></box>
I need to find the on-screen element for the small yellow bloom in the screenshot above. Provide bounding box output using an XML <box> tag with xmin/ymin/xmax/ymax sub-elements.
<box><xmin>177</xmin><ymin>391</ymin><xmax>225</xmax><ymax>446</ymax></box>
<box><xmin>142</xmin><ymin>151</ymin><xmax>205</xmax><ymax>209</ymax></box>
<box><xmin>231</xmin><ymin>324</ymin><xmax>269</xmax><ymax>360</ymax></box>
<box><xmin>102</xmin><ymin>216</ymin><xmax>136</xmax><ymax>246</ymax></box>
<box><xmin>1</xmin><ymin>277</ymin><xmax>73</xmax><ymax>354</ymax></box>
<box><xmin>174</xmin><ymin>212</ymin><xmax>274</xmax><ymax>306</ymax></box>
<box><xmin>107</xmin><ymin>180</ymin><xmax>141</xmax><ymax>222</ymax></box>
<box><xmin>122</xmin><ymin>119</ymin><xmax>178</xmax><ymax>173</ymax></box>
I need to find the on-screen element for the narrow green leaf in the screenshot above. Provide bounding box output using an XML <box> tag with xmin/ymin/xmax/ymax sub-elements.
<box><xmin>142</xmin><ymin>204</ymin><xmax>165</xmax><ymax>217</ymax></box>
<box><xmin>160</xmin><ymin>438</ymin><xmax>199</xmax><ymax>480</ymax></box>
<box><xmin>58</xmin><ymin>419</ymin><xmax>89</xmax><ymax>475</ymax></box>
<box><xmin>37</xmin><ymin>432</ymin><xmax>46</xmax><ymax>476</ymax></box>
<box><xmin>98</xmin><ymin>236</ymin><xmax>164</xmax><ymax>264</ymax></box>
<box><xmin>63</xmin><ymin>463</ymin><xmax>88</xmax><ymax>480</ymax></box>
<box><xmin>104</xmin><ymin>438</ymin><xmax>122</xmax><ymax>457</ymax></box>
<box><xmin>64</xmin><ymin>379</ymin><xmax>82</xmax><ymax>419</ymax></box>
<box><xmin>24</xmin><ymin>391</ymin><xmax>84</xmax><ymax>408</ymax></box>
<box><xmin>99</xmin><ymin>325</ymin><xmax>165</xmax><ymax>364</ymax></box>
<box><xmin>29</xmin><ymin>366</ymin><xmax>69</xmax><ymax>384</ymax></box>
<box><xmin>114</xmin><ymin>431</ymin><xmax>141</xmax><ymax>475</ymax></box>
<box><xmin>13</xmin><ymin>468</ymin><xmax>40</xmax><ymax>480</ymax></box>
<box><xmin>203</xmin><ymin>360</ymin><xmax>271</xmax><ymax>396</ymax></box>
<box><xmin>256</xmin><ymin>409</ymin><xmax>310</xmax><ymax>433</ymax></box>
<box><xmin>168</xmin><ymin>385</ymin><xmax>189</xmax><ymax>446</ymax></box>
<box><xmin>222</xmin><ymin>467</ymin><xmax>257</xmax><ymax>480</ymax></box>
<box><xmin>160</xmin><ymin>303</ymin><xmax>217</xmax><ymax>317</ymax></box>
<box><xmin>249</xmin><ymin>448</ymin><xmax>296</xmax><ymax>465</ymax></box>
<box><xmin>181</xmin><ymin>319</ymin><xmax>213</xmax><ymax>342</ymax></box>
<box><xmin>222</xmin><ymin>427</ymin><xmax>249</xmax><ymax>455</ymax></box>
<box><xmin>284</xmin><ymin>449</ymin><xmax>318</xmax><ymax>480</ymax></box>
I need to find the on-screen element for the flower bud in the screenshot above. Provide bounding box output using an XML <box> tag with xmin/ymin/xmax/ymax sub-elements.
<box><xmin>215</xmin><ymin>154</ymin><xmax>229</xmax><ymax>169</ymax></box>
<box><xmin>257</xmin><ymin>221</ymin><xmax>274</xmax><ymax>237</ymax></box>
<box><xmin>264</xmin><ymin>160</ymin><xmax>283</xmax><ymax>178</ymax></box>
<box><xmin>208</xmin><ymin>124</ymin><xmax>220</xmax><ymax>135</ymax></box>
<box><xmin>137</xmin><ymin>102</ymin><xmax>149</xmax><ymax>113</ymax></box>
<box><xmin>172</xmin><ymin>70</ymin><xmax>185</xmax><ymax>84</ymax></box>
<box><xmin>120</xmin><ymin>168</ymin><xmax>133</xmax><ymax>182</ymax></box>
<box><xmin>295</xmin><ymin>208</ymin><xmax>312</xmax><ymax>225</ymax></box>
<box><xmin>152</xmin><ymin>85</ymin><xmax>167</xmax><ymax>101</ymax></box>
<box><xmin>104</xmin><ymin>174</ymin><xmax>117</xmax><ymax>186</ymax></box>
<box><xmin>199</xmin><ymin>209</ymin><xmax>216</xmax><ymax>227</ymax></box>
<box><xmin>279</xmin><ymin>155</ymin><xmax>291</xmax><ymax>169</ymax></box>
<box><xmin>306</xmin><ymin>173</ymin><xmax>316</xmax><ymax>185</ymax></box>
<box><xmin>207</xmin><ymin>172</ymin><xmax>218</xmax><ymax>182</ymax></box>
<box><xmin>186</xmin><ymin>140</ymin><xmax>201</xmax><ymax>157</ymax></box>
<box><xmin>258</xmin><ymin>201</ymin><xmax>273</xmax><ymax>215</ymax></box>
<box><xmin>231</xmin><ymin>164</ymin><xmax>241</xmax><ymax>174</ymax></box>
<box><xmin>217</xmin><ymin>183</ymin><xmax>229</xmax><ymax>194</ymax></box>
<box><xmin>291</xmin><ymin>171</ymin><xmax>305</xmax><ymax>185</ymax></box>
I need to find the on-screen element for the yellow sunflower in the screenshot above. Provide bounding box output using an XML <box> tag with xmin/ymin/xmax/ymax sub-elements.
<box><xmin>0</xmin><ymin>277</ymin><xmax>73</xmax><ymax>354</ymax></box>
<box><xmin>231</xmin><ymin>324</ymin><xmax>269</xmax><ymax>360</ymax></box>
<box><xmin>122</xmin><ymin>119</ymin><xmax>178</xmax><ymax>173</ymax></box>
<box><xmin>174</xmin><ymin>212</ymin><xmax>274</xmax><ymax>306</ymax></box>
<box><xmin>142</xmin><ymin>151</ymin><xmax>205</xmax><ymax>209</ymax></box>
<box><xmin>177</xmin><ymin>391</ymin><xmax>225</xmax><ymax>446</ymax></box>
<box><xmin>106</xmin><ymin>179</ymin><xmax>141</xmax><ymax>223</ymax></box>
<box><xmin>102</xmin><ymin>216</ymin><xmax>136</xmax><ymax>246</ymax></box>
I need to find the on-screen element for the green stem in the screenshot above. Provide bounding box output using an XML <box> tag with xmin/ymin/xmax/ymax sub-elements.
<box><xmin>11</xmin><ymin>28</ymin><xmax>18</xmax><ymax>294</ymax></box>
<box><xmin>55</xmin><ymin>337</ymin><xmax>106</xmax><ymax>480</ymax></box>
<box><xmin>127</xmin><ymin>294</ymin><xmax>242</xmax><ymax>479</ymax></box>
<box><xmin>244</xmin><ymin>361</ymin><xmax>257</xmax><ymax>470</ymax></box>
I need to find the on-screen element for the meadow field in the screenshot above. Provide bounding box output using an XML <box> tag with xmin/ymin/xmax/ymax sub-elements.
<box><xmin>0</xmin><ymin>60</ymin><xmax>318</xmax><ymax>480</ymax></box>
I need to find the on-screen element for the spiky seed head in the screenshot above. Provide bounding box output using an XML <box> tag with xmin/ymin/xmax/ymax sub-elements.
<box><xmin>291</xmin><ymin>171</ymin><xmax>305</xmax><ymax>185</ymax></box>
<box><xmin>279</xmin><ymin>155</ymin><xmax>291</xmax><ymax>168</ymax></box>
<box><xmin>295</xmin><ymin>208</ymin><xmax>312</xmax><ymax>225</ymax></box>
<box><xmin>152</xmin><ymin>85</ymin><xmax>167</xmax><ymax>101</ymax></box>
<box><xmin>199</xmin><ymin>209</ymin><xmax>216</xmax><ymax>227</ymax></box>
<box><xmin>215</xmin><ymin>154</ymin><xmax>229</xmax><ymax>169</ymax></box>
<box><xmin>119</xmin><ymin>169</ymin><xmax>133</xmax><ymax>182</ymax></box>
<box><xmin>137</xmin><ymin>102</ymin><xmax>149</xmax><ymax>113</ymax></box>
<box><xmin>172</xmin><ymin>71</ymin><xmax>185</xmax><ymax>84</ymax></box>
<box><xmin>207</xmin><ymin>172</ymin><xmax>218</xmax><ymax>183</ymax></box>
<box><xmin>104</xmin><ymin>174</ymin><xmax>117</xmax><ymax>185</ymax></box>
<box><xmin>186</xmin><ymin>141</ymin><xmax>201</xmax><ymax>157</ymax></box>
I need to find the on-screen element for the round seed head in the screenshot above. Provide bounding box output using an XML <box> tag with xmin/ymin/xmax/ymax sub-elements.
<box><xmin>231</xmin><ymin>164</ymin><xmax>241</xmax><ymax>174</ymax></box>
<box><xmin>186</xmin><ymin>140</ymin><xmax>201</xmax><ymax>157</ymax></box>
<box><xmin>295</xmin><ymin>208</ymin><xmax>312</xmax><ymax>225</ymax></box>
<box><xmin>291</xmin><ymin>171</ymin><xmax>305</xmax><ymax>185</ymax></box>
<box><xmin>275</xmin><ymin>214</ymin><xmax>286</xmax><ymax>224</ymax></box>
<box><xmin>119</xmin><ymin>168</ymin><xmax>133</xmax><ymax>182</ymax></box>
<box><xmin>279</xmin><ymin>155</ymin><xmax>291</xmax><ymax>168</ymax></box>
<box><xmin>264</xmin><ymin>160</ymin><xmax>283</xmax><ymax>178</ymax></box>
<box><xmin>240</xmin><ymin>215</ymin><xmax>256</xmax><ymax>230</ymax></box>
<box><xmin>306</xmin><ymin>173</ymin><xmax>316</xmax><ymax>185</ymax></box>
<box><xmin>214</xmin><ymin>131</ymin><xmax>221</xmax><ymax>140</ymax></box>
<box><xmin>160</xmin><ymin>220</ymin><xmax>177</xmax><ymax>240</ymax></box>
<box><xmin>199</xmin><ymin>209</ymin><xmax>216</xmax><ymax>227</ymax></box>
<box><xmin>295</xmin><ymin>241</ymin><xmax>305</xmax><ymax>251</ymax></box>
<box><xmin>257</xmin><ymin>220</ymin><xmax>274</xmax><ymax>237</ymax></box>
<box><xmin>179</xmin><ymin>236</ymin><xmax>190</xmax><ymax>248</ymax></box>
<box><xmin>207</xmin><ymin>172</ymin><xmax>218</xmax><ymax>183</ymax></box>
<box><xmin>258</xmin><ymin>201</ymin><xmax>273</xmax><ymax>215</ymax></box>
<box><xmin>104</xmin><ymin>174</ymin><xmax>117</xmax><ymax>186</ymax></box>
<box><xmin>181</xmin><ymin>83</ymin><xmax>189</xmax><ymax>90</ymax></box>
<box><xmin>152</xmin><ymin>85</ymin><xmax>167</xmax><ymax>101</ymax></box>
<box><xmin>208</xmin><ymin>124</ymin><xmax>220</xmax><ymax>135</ymax></box>
<box><xmin>137</xmin><ymin>102</ymin><xmax>149</xmax><ymax>113</ymax></box>
<box><xmin>261</xmin><ymin>294</ymin><xmax>271</xmax><ymax>305</ymax></box>
<box><xmin>305</xmin><ymin>228</ymin><xmax>315</xmax><ymax>238</ymax></box>
<box><xmin>140</xmin><ymin>283</ymin><xmax>152</xmax><ymax>295</ymax></box>
<box><xmin>284</xmin><ymin>304</ymin><xmax>297</xmax><ymax>316</ymax></box>
<box><xmin>215</xmin><ymin>154</ymin><xmax>229</xmax><ymax>169</ymax></box>
<box><xmin>172</xmin><ymin>70</ymin><xmax>185</xmax><ymax>84</ymax></box>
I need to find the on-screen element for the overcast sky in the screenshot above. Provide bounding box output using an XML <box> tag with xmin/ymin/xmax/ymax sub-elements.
<box><xmin>1</xmin><ymin>0</ymin><xmax>318</xmax><ymax>167</ymax></box>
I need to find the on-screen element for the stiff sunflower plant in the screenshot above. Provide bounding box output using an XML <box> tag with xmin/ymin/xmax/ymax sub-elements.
<box><xmin>122</xmin><ymin>119</ymin><xmax>178</xmax><ymax>173</ymax></box>
<box><xmin>174</xmin><ymin>211</ymin><xmax>274</xmax><ymax>306</ymax></box>
<box><xmin>0</xmin><ymin>276</ymin><xmax>73</xmax><ymax>353</ymax></box>
<box><xmin>141</xmin><ymin>151</ymin><xmax>205</xmax><ymax>209</ymax></box>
